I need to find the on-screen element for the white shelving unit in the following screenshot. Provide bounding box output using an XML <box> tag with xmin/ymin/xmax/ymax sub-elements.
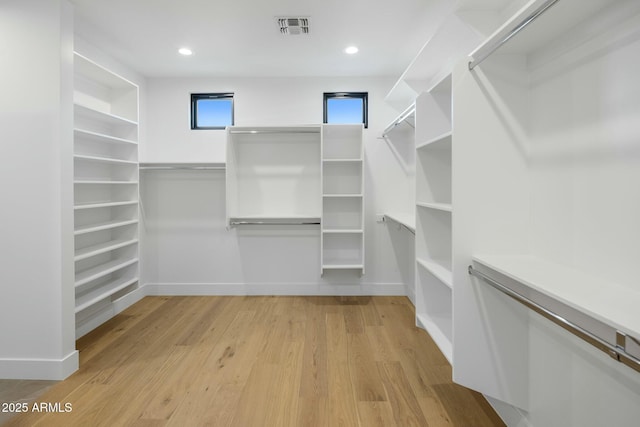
<box><xmin>321</xmin><ymin>124</ymin><xmax>365</xmax><ymax>274</ymax></box>
<box><xmin>73</xmin><ymin>52</ymin><xmax>139</xmax><ymax>337</ymax></box>
<box><xmin>414</xmin><ymin>74</ymin><xmax>453</xmax><ymax>363</ymax></box>
<box><xmin>226</xmin><ymin>126</ymin><xmax>321</xmax><ymax>226</ymax></box>
<box><xmin>453</xmin><ymin>0</ymin><xmax>640</xmax><ymax>416</ymax></box>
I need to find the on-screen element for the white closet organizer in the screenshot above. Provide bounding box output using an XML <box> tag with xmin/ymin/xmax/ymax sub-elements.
<box><xmin>321</xmin><ymin>124</ymin><xmax>364</xmax><ymax>273</ymax></box>
<box><xmin>414</xmin><ymin>74</ymin><xmax>453</xmax><ymax>363</ymax></box>
<box><xmin>453</xmin><ymin>0</ymin><xmax>640</xmax><ymax>410</ymax></box>
<box><xmin>225</xmin><ymin>124</ymin><xmax>364</xmax><ymax>274</ymax></box>
<box><xmin>381</xmin><ymin>104</ymin><xmax>416</xmax><ymax>235</ymax></box>
<box><xmin>73</xmin><ymin>53</ymin><xmax>139</xmax><ymax>337</ymax></box>
<box><xmin>226</xmin><ymin>126</ymin><xmax>321</xmax><ymax>226</ymax></box>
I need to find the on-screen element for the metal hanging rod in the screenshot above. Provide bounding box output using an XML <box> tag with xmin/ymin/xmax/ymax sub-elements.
<box><xmin>229</xmin><ymin>129</ymin><xmax>320</xmax><ymax>134</ymax></box>
<box><xmin>383</xmin><ymin>215</ymin><xmax>415</xmax><ymax>234</ymax></box>
<box><xmin>468</xmin><ymin>0</ymin><xmax>560</xmax><ymax>70</ymax></box>
<box><xmin>229</xmin><ymin>220</ymin><xmax>320</xmax><ymax>226</ymax></box>
<box><xmin>382</xmin><ymin>105</ymin><xmax>416</xmax><ymax>137</ymax></box>
<box><xmin>468</xmin><ymin>265</ymin><xmax>640</xmax><ymax>374</ymax></box>
<box><xmin>139</xmin><ymin>164</ymin><xmax>225</xmax><ymax>170</ymax></box>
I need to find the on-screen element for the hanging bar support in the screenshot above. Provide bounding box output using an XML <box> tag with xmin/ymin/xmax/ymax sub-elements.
<box><xmin>468</xmin><ymin>0</ymin><xmax>560</xmax><ymax>70</ymax></box>
<box><xmin>468</xmin><ymin>265</ymin><xmax>640</xmax><ymax>374</ymax></box>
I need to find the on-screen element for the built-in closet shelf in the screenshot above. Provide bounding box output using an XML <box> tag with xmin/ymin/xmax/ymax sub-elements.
<box><xmin>74</xmin><ymin>128</ymin><xmax>137</xmax><ymax>146</ymax></box>
<box><xmin>416</xmin><ymin>202</ymin><xmax>452</xmax><ymax>212</ymax></box>
<box><xmin>74</xmin><ymin>238</ymin><xmax>139</xmax><ymax>262</ymax></box>
<box><xmin>416</xmin><ymin>313</ymin><xmax>452</xmax><ymax>364</ymax></box>
<box><xmin>322</xmin><ymin>194</ymin><xmax>363</xmax><ymax>198</ymax></box>
<box><xmin>75</xmin><ymin>52</ymin><xmax>137</xmax><ymax>90</ymax></box>
<box><xmin>73</xmin><ymin>51</ymin><xmax>139</xmax><ymax>339</ymax></box>
<box><xmin>75</xmin><ymin>257</ymin><xmax>138</xmax><ymax>288</ymax></box>
<box><xmin>417</xmin><ymin>131</ymin><xmax>452</xmax><ymax>150</ymax></box>
<box><xmin>74</xmin><ymin>219</ymin><xmax>139</xmax><ymax>235</ymax></box>
<box><xmin>417</xmin><ymin>257</ymin><xmax>453</xmax><ymax>289</ymax></box>
<box><xmin>74</xmin><ymin>200</ymin><xmax>138</xmax><ymax>210</ymax></box>
<box><xmin>74</xmin><ymin>180</ymin><xmax>139</xmax><ymax>185</ymax></box>
<box><xmin>383</xmin><ymin>213</ymin><xmax>415</xmax><ymax>233</ymax></box>
<box><xmin>75</xmin><ymin>277</ymin><xmax>138</xmax><ymax>314</ymax></box>
<box><xmin>74</xmin><ymin>154</ymin><xmax>137</xmax><ymax>166</ymax></box>
<box><xmin>473</xmin><ymin>255</ymin><xmax>640</xmax><ymax>338</ymax></box>
<box><xmin>322</xmin><ymin>159</ymin><xmax>363</xmax><ymax>163</ymax></box>
<box><xmin>322</xmin><ymin>263</ymin><xmax>365</xmax><ymax>270</ymax></box>
<box><xmin>322</xmin><ymin>229</ymin><xmax>364</xmax><ymax>234</ymax></box>
<box><xmin>74</xmin><ymin>103</ymin><xmax>138</xmax><ymax>127</ymax></box>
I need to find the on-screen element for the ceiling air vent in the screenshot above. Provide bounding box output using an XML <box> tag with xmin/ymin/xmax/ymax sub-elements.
<box><xmin>276</xmin><ymin>17</ymin><xmax>310</xmax><ymax>35</ymax></box>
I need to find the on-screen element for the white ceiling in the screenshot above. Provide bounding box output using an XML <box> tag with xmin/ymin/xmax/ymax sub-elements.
<box><xmin>70</xmin><ymin>0</ymin><xmax>456</xmax><ymax>78</ymax></box>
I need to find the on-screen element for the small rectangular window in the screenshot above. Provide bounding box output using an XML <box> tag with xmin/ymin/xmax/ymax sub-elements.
<box><xmin>191</xmin><ymin>93</ymin><xmax>234</xmax><ymax>130</ymax></box>
<box><xmin>323</xmin><ymin>92</ymin><xmax>368</xmax><ymax>129</ymax></box>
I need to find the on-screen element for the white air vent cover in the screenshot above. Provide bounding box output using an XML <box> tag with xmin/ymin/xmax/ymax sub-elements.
<box><xmin>276</xmin><ymin>17</ymin><xmax>310</xmax><ymax>35</ymax></box>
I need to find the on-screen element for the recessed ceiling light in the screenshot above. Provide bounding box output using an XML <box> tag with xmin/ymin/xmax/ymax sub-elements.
<box><xmin>178</xmin><ymin>47</ymin><xmax>193</xmax><ymax>56</ymax></box>
<box><xmin>345</xmin><ymin>46</ymin><xmax>358</xmax><ymax>54</ymax></box>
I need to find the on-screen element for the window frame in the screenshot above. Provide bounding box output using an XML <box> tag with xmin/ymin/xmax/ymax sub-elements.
<box><xmin>323</xmin><ymin>92</ymin><xmax>368</xmax><ymax>129</ymax></box>
<box><xmin>190</xmin><ymin>93</ymin><xmax>234</xmax><ymax>130</ymax></box>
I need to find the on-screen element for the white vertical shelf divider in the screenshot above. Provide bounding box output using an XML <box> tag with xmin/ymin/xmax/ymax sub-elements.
<box><xmin>321</xmin><ymin>124</ymin><xmax>365</xmax><ymax>274</ymax></box>
<box><xmin>73</xmin><ymin>52</ymin><xmax>140</xmax><ymax>338</ymax></box>
<box><xmin>414</xmin><ymin>74</ymin><xmax>454</xmax><ymax>363</ymax></box>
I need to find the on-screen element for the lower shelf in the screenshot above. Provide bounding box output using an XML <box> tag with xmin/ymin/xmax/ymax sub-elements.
<box><xmin>322</xmin><ymin>263</ymin><xmax>364</xmax><ymax>270</ymax></box>
<box><xmin>416</xmin><ymin>313</ymin><xmax>452</xmax><ymax>364</ymax></box>
<box><xmin>75</xmin><ymin>257</ymin><xmax>138</xmax><ymax>287</ymax></box>
<box><xmin>416</xmin><ymin>257</ymin><xmax>452</xmax><ymax>289</ymax></box>
<box><xmin>75</xmin><ymin>276</ymin><xmax>138</xmax><ymax>313</ymax></box>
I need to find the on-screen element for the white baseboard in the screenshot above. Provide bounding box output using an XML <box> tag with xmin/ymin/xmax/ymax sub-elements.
<box><xmin>485</xmin><ymin>396</ymin><xmax>532</xmax><ymax>427</ymax></box>
<box><xmin>113</xmin><ymin>285</ymin><xmax>147</xmax><ymax>314</ymax></box>
<box><xmin>0</xmin><ymin>350</ymin><xmax>79</xmax><ymax>380</ymax></box>
<box><xmin>143</xmin><ymin>282</ymin><xmax>406</xmax><ymax>296</ymax></box>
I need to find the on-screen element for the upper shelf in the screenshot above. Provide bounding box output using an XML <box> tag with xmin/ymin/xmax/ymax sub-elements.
<box><xmin>469</xmin><ymin>0</ymin><xmax>616</xmax><ymax>66</ymax></box>
<box><xmin>385</xmin><ymin>11</ymin><xmax>486</xmax><ymax>110</ymax></box>
<box><xmin>473</xmin><ymin>254</ymin><xmax>640</xmax><ymax>338</ymax></box>
<box><xmin>74</xmin><ymin>128</ymin><xmax>137</xmax><ymax>146</ymax></box>
<box><xmin>74</xmin><ymin>52</ymin><xmax>137</xmax><ymax>91</ymax></box>
<box><xmin>383</xmin><ymin>212</ymin><xmax>415</xmax><ymax>234</ymax></box>
<box><xmin>74</xmin><ymin>103</ymin><xmax>138</xmax><ymax>127</ymax></box>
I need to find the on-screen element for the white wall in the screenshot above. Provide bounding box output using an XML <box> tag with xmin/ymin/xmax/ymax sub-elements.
<box><xmin>0</xmin><ymin>0</ymin><xmax>77</xmax><ymax>379</ymax></box>
<box><xmin>142</xmin><ymin>76</ymin><xmax>415</xmax><ymax>294</ymax></box>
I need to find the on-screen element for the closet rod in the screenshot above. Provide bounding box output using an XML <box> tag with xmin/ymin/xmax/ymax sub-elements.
<box><xmin>229</xmin><ymin>129</ymin><xmax>320</xmax><ymax>134</ymax></box>
<box><xmin>382</xmin><ymin>105</ymin><xmax>416</xmax><ymax>137</ymax></box>
<box><xmin>140</xmin><ymin>166</ymin><xmax>225</xmax><ymax>170</ymax></box>
<box><xmin>230</xmin><ymin>220</ymin><xmax>320</xmax><ymax>225</ymax></box>
<box><xmin>468</xmin><ymin>265</ymin><xmax>640</xmax><ymax>374</ymax></box>
<box><xmin>383</xmin><ymin>215</ymin><xmax>415</xmax><ymax>234</ymax></box>
<box><xmin>468</xmin><ymin>0</ymin><xmax>560</xmax><ymax>70</ymax></box>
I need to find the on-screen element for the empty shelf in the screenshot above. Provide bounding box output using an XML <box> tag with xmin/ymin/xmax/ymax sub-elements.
<box><xmin>417</xmin><ymin>257</ymin><xmax>453</xmax><ymax>289</ymax></box>
<box><xmin>75</xmin><ymin>219</ymin><xmax>139</xmax><ymax>235</ymax></box>
<box><xmin>75</xmin><ymin>276</ymin><xmax>138</xmax><ymax>313</ymax></box>
<box><xmin>74</xmin><ymin>200</ymin><xmax>138</xmax><ymax>210</ymax></box>
<box><xmin>416</xmin><ymin>202</ymin><xmax>452</xmax><ymax>212</ymax></box>
<box><xmin>75</xmin><ymin>258</ymin><xmax>138</xmax><ymax>287</ymax></box>
<box><xmin>74</xmin><ymin>238</ymin><xmax>138</xmax><ymax>262</ymax></box>
<box><xmin>74</xmin><ymin>128</ymin><xmax>137</xmax><ymax>145</ymax></box>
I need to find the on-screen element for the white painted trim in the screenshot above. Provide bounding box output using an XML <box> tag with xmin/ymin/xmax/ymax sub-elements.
<box><xmin>485</xmin><ymin>396</ymin><xmax>532</xmax><ymax>427</ymax></box>
<box><xmin>113</xmin><ymin>285</ymin><xmax>147</xmax><ymax>314</ymax></box>
<box><xmin>0</xmin><ymin>350</ymin><xmax>79</xmax><ymax>380</ymax></box>
<box><xmin>405</xmin><ymin>282</ymin><xmax>416</xmax><ymax>306</ymax></box>
<box><xmin>143</xmin><ymin>282</ymin><xmax>406</xmax><ymax>296</ymax></box>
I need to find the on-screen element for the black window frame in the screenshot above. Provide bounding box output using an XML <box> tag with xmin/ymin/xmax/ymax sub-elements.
<box><xmin>190</xmin><ymin>93</ymin><xmax>234</xmax><ymax>130</ymax></box>
<box><xmin>323</xmin><ymin>92</ymin><xmax>368</xmax><ymax>129</ymax></box>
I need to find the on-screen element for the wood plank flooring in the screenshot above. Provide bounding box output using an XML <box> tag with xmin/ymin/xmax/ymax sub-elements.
<box><xmin>4</xmin><ymin>296</ymin><xmax>504</xmax><ymax>426</ymax></box>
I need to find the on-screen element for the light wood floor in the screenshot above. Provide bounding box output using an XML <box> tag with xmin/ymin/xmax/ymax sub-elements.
<box><xmin>4</xmin><ymin>296</ymin><xmax>504</xmax><ymax>426</ymax></box>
